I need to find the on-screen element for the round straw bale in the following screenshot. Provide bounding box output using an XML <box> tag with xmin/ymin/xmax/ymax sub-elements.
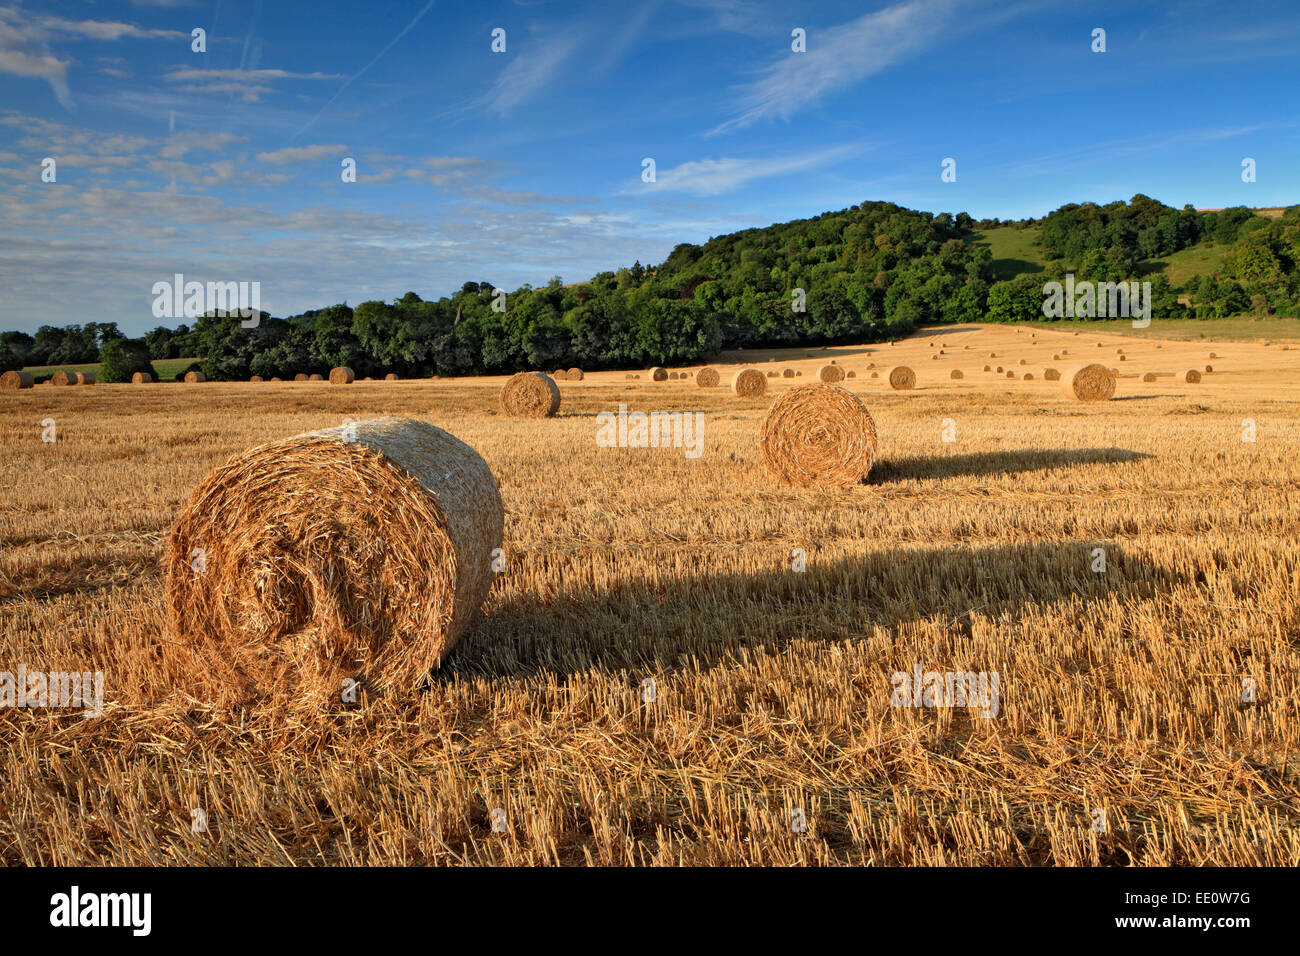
<box><xmin>884</xmin><ymin>365</ymin><xmax>915</xmax><ymax>390</ymax></box>
<box><xmin>846</xmin><ymin>370</ymin><xmax>856</xmax><ymax>378</ymax></box>
<box><xmin>51</xmin><ymin>370</ymin><xmax>75</xmax><ymax>386</ymax></box>
<box><xmin>1060</xmin><ymin>363</ymin><xmax>1116</xmax><ymax>401</ymax></box>
<box><xmin>766</xmin><ymin>370</ymin><xmax>777</xmax><ymax>377</ymax></box>
<box><xmin>1118</xmin><ymin>355</ymin><xmax>1126</xmax><ymax>361</ymax></box>
<box><xmin>782</xmin><ymin>368</ymin><xmax>795</xmax><ymax>379</ymax></box>
<box><xmin>696</xmin><ymin>366</ymin><xmax>720</xmax><ymax>387</ymax></box>
<box><xmin>950</xmin><ymin>369</ymin><xmax>964</xmax><ymax>379</ymax></box>
<box><xmin>1143</xmin><ymin>372</ymin><xmax>1157</xmax><ymax>382</ymax></box>
<box><xmin>185</xmin><ymin>370</ymin><xmax>205</xmax><ymax>383</ymax></box>
<box><xmin>309</xmin><ymin>373</ymin><xmax>323</xmax><ymax>381</ymax></box>
<box><xmin>500</xmin><ymin>371</ymin><xmax>560</xmax><ymax>418</ymax></box>
<box><xmin>731</xmin><ymin>368</ymin><xmax>768</xmax><ymax>397</ymax></box>
<box><xmin>385</xmin><ymin>373</ymin><xmax>398</xmax><ymax>381</ymax></box>
<box><xmin>996</xmin><ymin>366</ymin><xmax>1003</xmax><ymax>373</ymax></box>
<box><xmin>1006</xmin><ymin>371</ymin><xmax>1016</xmax><ymax>378</ymax></box>
<box><xmin>1204</xmin><ymin>365</ymin><xmax>1213</xmax><ymax>373</ymax></box>
<box><xmin>870</xmin><ymin>371</ymin><xmax>879</xmax><ymax>378</ymax></box>
<box><xmin>818</xmin><ymin>363</ymin><xmax>846</xmax><ymax>383</ymax></box>
<box><xmin>796</xmin><ymin>370</ymin><xmax>803</xmax><ymax>376</ymax></box>
<box><xmin>567</xmin><ymin>368</ymin><xmax>583</xmax><ymax>381</ymax></box>
<box><xmin>76</xmin><ymin>371</ymin><xmax>96</xmax><ymax>385</ymax></box>
<box><xmin>1180</xmin><ymin>368</ymin><xmax>1202</xmax><ymax>383</ymax></box>
<box><xmin>163</xmin><ymin>417</ymin><xmax>504</xmax><ymax>706</ymax></box>
<box><xmin>294</xmin><ymin>373</ymin><xmax>308</xmax><ymax>382</ymax></box>
<box><xmin>982</xmin><ymin>364</ymin><xmax>991</xmax><ymax>372</ymax></box>
<box><xmin>329</xmin><ymin>366</ymin><xmax>355</xmax><ymax>385</ymax></box>
<box><xmin>552</xmin><ymin>369</ymin><xmax>567</xmax><ymax>380</ymax></box>
<box><xmin>650</xmin><ymin>367</ymin><xmax>668</xmax><ymax>382</ymax></box>
<box><xmin>1018</xmin><ymin>359</ymin><xmax>1026</xmax><ymax>366</ymax></box>
<box><xmin>1042</xmin><ymin>367</ymin><xmax>1061</xmax><ymax>381</ymax></box>
<box><xmin>1</xmin><ymin>370</ymin><xmax>34</xmax><ymax>389</ymax></box>
<box><xmin>669</xmin><ymin>371</ymin><xmax>679</xmax><ymax>380</ymax></box>
<box><xmin>271</xmin><ymin>377</ymin><xmax>282</xmax><ymax>382</ymax></box>
<box><xmin>134</xmin><ymin>372</ymin><xmax>154</xmax><ymax>384</ymax></box>
<box><xmin>1023</xmin><ymin>372</ymin><xmax>1034</xmax><ymax>380</ymax></box>
<box><xmin>988</xmin><ymin>352</ymin><xmax>997</xmax><ymax>358</ymax></box>
<box><xmin>1208</xmin><ymin>352</ymin><xmax>1217</xmax><ymax>359</ymax></box>
<box><xmin>249</xmin><ymin>375</ymin><xmax>262</xmax><ymax>383</ymax></box>
<box><xmin>760</xmin><ymin>384</ymin><xmax>877</xmax><ymax>487</ymax></box>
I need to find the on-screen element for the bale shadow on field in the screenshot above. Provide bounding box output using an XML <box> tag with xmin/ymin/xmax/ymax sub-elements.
<box><xmin>443</xmin><ymin>539</ymin><xmax>1181</xmax><ymax>684</ymax></box>
<box><xmin>867</xmin><ymin>446</ymin><xmax>1151</xmax><ymax>483</ymax></box>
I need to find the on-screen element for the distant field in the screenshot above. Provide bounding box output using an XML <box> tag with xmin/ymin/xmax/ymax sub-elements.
<box><xmin>1142</xmin><ymin>240</ymin><xmax>1234</xmax><ymax>285</ymax></box>
<box><xmin>22</xmin><ymin>357</ymin><xmax>197</xmax><ymax>380</ymax></box>
<box><xmin>969</xmin><ymin>226</ymin><xmax>1047</xmax><ymax>280</ymax></box>
<box><xmin>1008</xmin><ymin>315</ymin><xmax>1300</xmax><ymax>342</ymax></box>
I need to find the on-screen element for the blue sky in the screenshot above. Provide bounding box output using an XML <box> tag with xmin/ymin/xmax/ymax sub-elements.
<box><xmin>1</xmin><ymin>0</ymin><xmax>1297</xmax><ymax>335</ymax></box>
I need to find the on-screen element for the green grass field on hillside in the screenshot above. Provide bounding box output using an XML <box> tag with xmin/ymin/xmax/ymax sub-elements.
<box><xmin>22</xmin><ymin>357</ymin><xmax>198</xmax><ymax>381</ymax></box>
<box><xmin>970</xmin><ymin>226</ymin><xmax>1048</xmax><ymax>280</ymax></box>
<box><xmin>971</xmin><ymin>225</ymin><xmax>1239</xmax><ymax>286</ymax></box>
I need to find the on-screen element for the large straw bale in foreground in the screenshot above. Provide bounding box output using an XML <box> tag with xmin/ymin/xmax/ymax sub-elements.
<box><xmin>760</xmin><ymin>384</ymin><xmax>878</xmax><ymax>487</ymax></box>
<box><xmin>329</xmin><ymin>366</ymin><xmax>355</xmax><ymax>384</ymax></box>
<box><xmin>164</xmin><ymin>417</ymin><xmax>504</xmax><ymax>705</ymax></box>
<box><xmin>731</xmin><ymin>368</ymin><xmax>767</xmax><ymax>397</ymax></box>
<box><xmin>884</xmin><ymin>366</ymin><xmax>915</xmax><ymax>390</ymax></box>
<box><xmin>1060</xmin><ymin>363</ymin><xmax>1115</xmax><ymax>401</ymax></box>
<box><xmin>818</xmin><ymin>363</ymin><xmax>845</xmax><ymax>383</ymax></box>
<box><xmin>1</xmin><ymin>370</ymin><xmax>34</xmax><ymax>389</ymax></box>
<box><xmin>500</xmin><ymin>371</ymin><xmax>560</xmax><ymax>418</ymax></box>
<box><xmin>696</xmin><ymin>367</ymin><xmax>720</xmax><ymax>387</ymax></box>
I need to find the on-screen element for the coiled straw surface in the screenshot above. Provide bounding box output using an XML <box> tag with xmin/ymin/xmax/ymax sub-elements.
<box><xmin>1060</xmin><ymin>363</ymin><xmax>1115</xmax><ymax>401</ymax></box>
<box><xmin>884</xmin><ymin>366</ymin><xmax>915</xmax><ymax>390</ymax></box>
<box><xmin>760</xmin><ymin>383</ymin><xmax>878</xmax><ymax>487</ymax></box>
<box><xmin>164</xmin><ymin>417</ymin><xmax>504</xmax><ymax>706</ymax></box>
<box><xmin>731</xmin><ymin>368</ymin><xmax>767</xmax><ymax>397</ymax></box>
<box><xmin>500</xmin><ymin>372</ymin><xmax>560</xmax><ymax>417</ymax></box>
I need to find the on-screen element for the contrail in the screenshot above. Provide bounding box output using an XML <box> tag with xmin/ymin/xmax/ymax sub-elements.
<box><xmin>294</xmin><ymin>0</ymin><xmax>437</xmax><ymax>138</ymax></box>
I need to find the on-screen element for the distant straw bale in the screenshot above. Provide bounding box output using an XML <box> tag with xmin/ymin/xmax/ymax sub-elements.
<box><xmin>500</xmin><ymin>371</ymin><xmax>560</xmax><ymax>418</ymax></box>
<box><xmin>1061</xmin><ymin>363</ymin><xmax>1115</xmax><ymax>401</ymax></box>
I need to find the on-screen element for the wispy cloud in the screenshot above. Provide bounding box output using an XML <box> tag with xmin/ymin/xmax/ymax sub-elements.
<box><xmin>638</xmin><ymin>144</ymin><xmax>864</xmax><ymax>195</ymax></box>
<box><xmin>255</xmin><ymin>143</ymin><xmax>349</xmax><ymax>164</ymax></box>
<box><xmin>486</xmin><ymin>30</ymin><xmax>584</xmax><ymax>116</ymax></box>
<box><xmin>40</xmin><ymin>17</ymin><xmax>186</xmax><ymax>41</ymax></box>
<box><xmin>0</xmin><ymin>6</ymin><xmax>72</xmax><ymax>107</ymax></box>
<box><xmin>165</xmin><ymin>67</ymin><xmax>346</xmax><ymax>102</ymax></box>
<box><xmin>709</xmin><ymin>0</ymin><xmax>966</xmax><ymax>135</ymax></box>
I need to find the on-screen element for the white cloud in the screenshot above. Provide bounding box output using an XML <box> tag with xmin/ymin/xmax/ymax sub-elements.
<box><xmin>485</xmin><ymin>31</ymin><xmax>583</xmax><ymax>115</ymax></box>
<box><xmin>640</xmin><ymin>145</ymin><xmax>863</xmax><ymax>195</ymax></box>
<box><xmin>40</xmin><ymin>17</ymin><xmax>186</xmax><ymax>41</ymax></box>
<box><xmin>255</xmin><ymin>144</ymin><xmax>349</xmax><ymax>164</ymax></box>
<box><xmin>710</xmin><ymin>0</ymin><xmax>963</xmax><ymax>134</ymax></box>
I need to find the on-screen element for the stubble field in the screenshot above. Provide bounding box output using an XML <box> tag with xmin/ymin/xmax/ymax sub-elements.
<box><xmin>2</xmin><ymin>323</ymin><xmax>1298</xmax><ymax>865</ymax></box>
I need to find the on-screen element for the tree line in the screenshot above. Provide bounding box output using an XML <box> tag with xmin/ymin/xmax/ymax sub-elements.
<box><xmin>3</xmin><ymin>197</ymin><xmax>1296</xmax><ymax>380</ymax></box>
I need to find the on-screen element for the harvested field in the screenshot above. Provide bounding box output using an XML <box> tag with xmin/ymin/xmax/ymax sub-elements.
<box><xmin>2</xmin><ymin>323</ymin><xmax>1299</xmax><ymax>866</ymax></box>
